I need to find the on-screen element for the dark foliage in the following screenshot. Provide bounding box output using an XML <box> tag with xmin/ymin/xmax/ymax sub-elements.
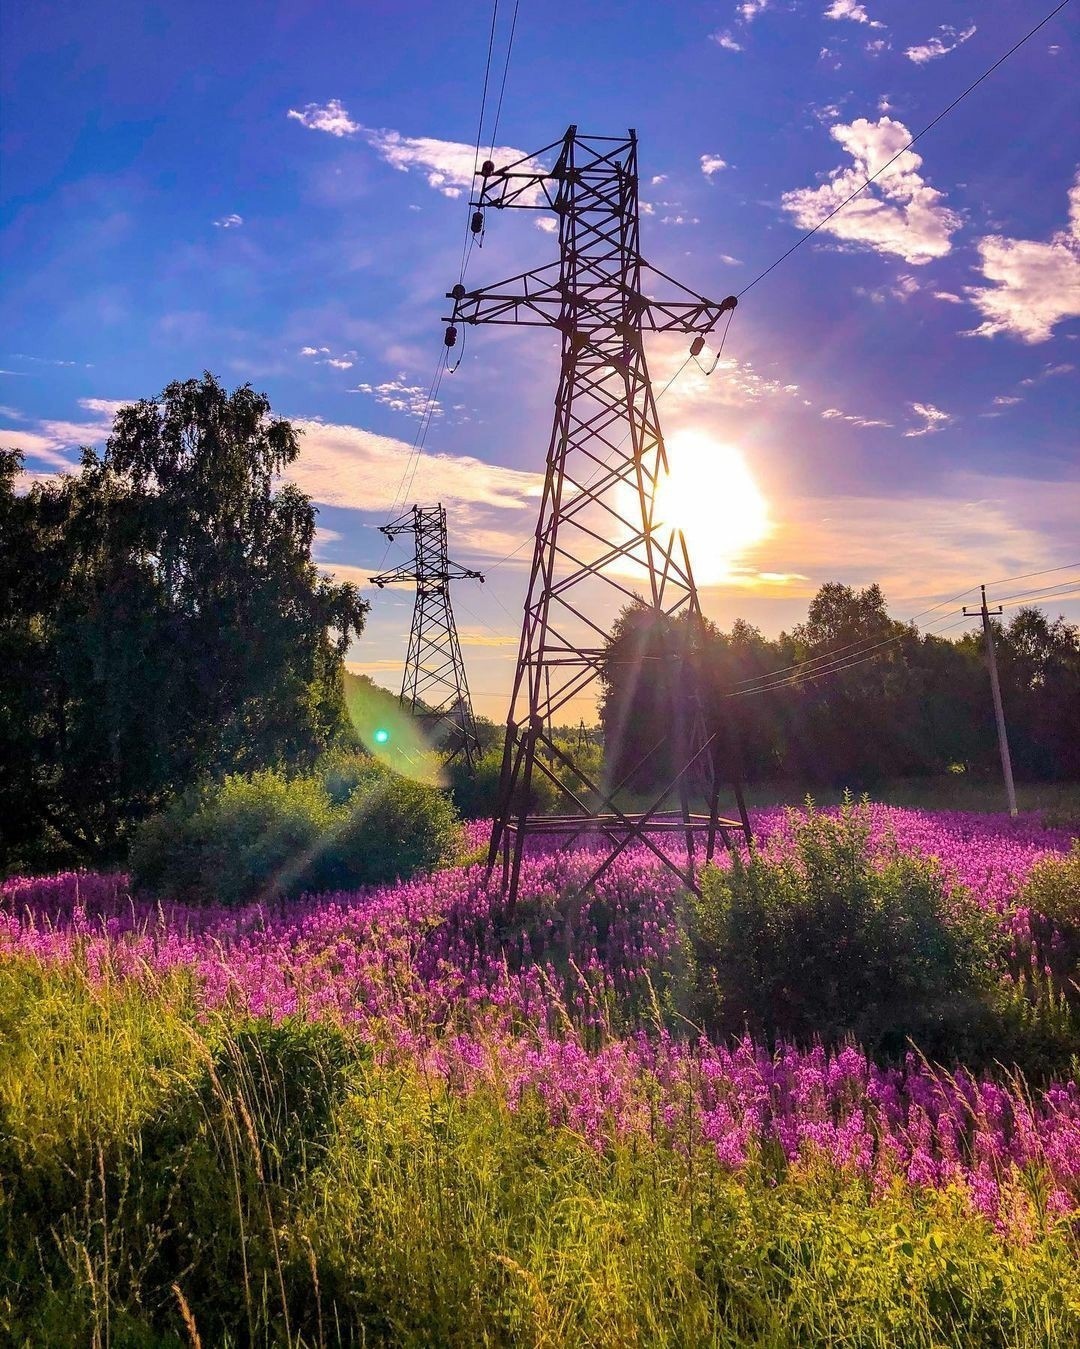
<box><xmin>1</xmin><ymin>376</ymin><xmax>368</xmax><ymax>873</ymax></box>
<box><xmin>599</xmin><ymin>584</ymin><xmax>1080</xmax><ymax>793</ymax></box>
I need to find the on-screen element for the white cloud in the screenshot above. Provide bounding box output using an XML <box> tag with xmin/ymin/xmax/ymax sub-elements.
<box><xmin>299</xmin><ymin>346</ymin><xmax>356</xmax><ymax>369</ymax></box>
<box><xmin>1</xmin><ymin>430</ymin><xmax>75</xmax><ymax>463</ymax></box>
<box><xmin>535</xmin><ymin>217</ymin><xmax>558</xmax><ymax>234</ymax></box>
<box><xmin>456</xmin><ymin>629</ymin><xmax>518</xmax><ymax>648</ymax></box>
<box><xmin>1019</xmin><ymin>362</ymin><xmax>1075</xmax><ymax>387</ymax></box>
<box><xmin>77</xmin><ymin>397</ymin><xmax>128</xmax><ymax>417</ymax></box>
<box><xmin>811</xmin><ymin>102</ymin><xmax>843</xmax><ymax>125</ymax></box>
<box><xmin>858</xmin><ymin>273</ymin><xmax>921</xmax><ymax>303</ymax></box>
<box><xmin>824</xmin><ymin>0</ymin><xmax>884</xmax><ymax>27</ymax></box>
<box><xmin>993</xmin><ymin>395</ymin><xmax>1022</xmax><ymax>407</ymax></box>
<box><xmin>361</xmin><ymin>127</ymin><xmax>534</xmax><ymax>200</ymax></box>
<box><xmin>651</xmin><ymin>340</ymin><xmax>805</xmax><ymax>411</ymax></box>
<box><xmin>865</xmin><ymin>38</ymin><xmax>889</xmax><ymax>54</ymax></box>
<box><xmin>213</xmin><ymin>213</ymin><xmax>244</xmax><ymax>228</ymax></box>
<box><xmin>904</xmin><ymin>401</ymin><xmax>953</xmax><ymax>437</ymax></box>
<box><xmin>286</xmin><ymin>420</ymin><xmax>544</xmax><ymax>565</ymax></box>
<box><xmin>905</xmin><ymin>24</ymin><xmax>976</xmax><ymax>64</ymax></box>
<box><xmin>720</xmin><ymin>253</ymin><xmax>742</xmax><ymax>265</ymax></box>
<box><xmin>781</xmin><ymin>116</ymin><xmax>960</xmax><ymax>264</ymax></box>
<box><xmin>287</xmin><ymin>99</ymin><xmax>360</xmax><ymax>137</ymax></box>
<box><xmin>650</xmin><ymin>174</ymin><xmax>667</xmax><ymax>186</ymax></box>
<box><xmin>700</xmin><ymin>154</ymin><xmax>729</xmax><ymax>177</ymax></box>
<box><xmin>312</xmin><ymin>526</ymin><xmax>343</xmax><ymax>561</ymax></box>
<box><xmin>710</xmin><ymin>31</ymin><xmax>743</xmax><ymax>51</ymax></box>
<box><xmin>352</xmin><ymin>379</ymin><xmax>443</xmax><ymax>419</ymax></box>
<box><xmin>10</xmin><ymin>354</ymin><xmax>80</xmax><ymax>367</ymax></box>
<box><xmin>820</xmin><ymin>405</ymin><xmax>891</xmax><ymax>428</ymax></box>
<box><xmin>737</xmin><ymin>0</ymin><xmax>769</xmax><ymax>21</ymax></box>
<box><xmin>660</xmin><ymin>215</ymin><xmax>700</xmax><ymax>226</ymax></box>
<box><xmin>933</xmin><ymin>290</ymin><xmax>963</xmax><ymax>304</ymax></box>
<box><xmin>964</xmin><ymin>174</ymin><xmax>1080</xmax><ymax>344</ymax></box>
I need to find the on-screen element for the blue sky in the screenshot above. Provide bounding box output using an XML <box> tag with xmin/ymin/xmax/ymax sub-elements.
<box><xmin>3</xmin><ymin>0</ymin><xmax>1078</xmax><ymax>717</ymax></box>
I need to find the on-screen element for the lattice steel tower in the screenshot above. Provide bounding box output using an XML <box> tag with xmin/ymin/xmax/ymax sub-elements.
<box><xmin>372</xmin><ymin>504</ymin><xmax>484</xmax><ymax>767</ymax></box>
<box><xmin>445</xmin><ymin>126</ymin><xmax>751</xmax><ymax>905</ymax></box>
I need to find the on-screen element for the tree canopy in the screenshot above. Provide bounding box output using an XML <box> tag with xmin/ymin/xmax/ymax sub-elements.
<box><xmin>1</xmin><ymin>374</ymin><xmax>368</xmax><ymax>871</ymax></box>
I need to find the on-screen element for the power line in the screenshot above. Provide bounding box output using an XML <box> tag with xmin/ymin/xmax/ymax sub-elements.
<box><xmin>986</xmin><ymin>577</ymin><xmax>1080</xmax><ymax>606</ymax></box>
<box><xmin>737</xmin><ymin>0</ymin><xmax>1074</xmax><ymax>299</ymax></box>
<box><xmin>1000</xmin><ymin>588</ymin><xmax>1080</xmax><ymax>611</ymax></box>
<box><xmin>486</xmin><ymin>0</ymin><xmax>521</xmax><ymax>161</ymax></box>
<box><xmin>723</xmin><ymin>614</ymin><xmax>976</xmax><ymax>701</ymax></box>
<box><xmin>983</xmin><ymin>561</ymin><xmax>1080</xmax><ymax>588</ymax></box>
<box><xmin>376</xmin><ymin>0</ymin><xmax>511</xmax><ymax>573</ymax></box>
<box><xmin>719</xmin><ymin>566</ymin><xmax>1080</xmax><ymax>698</ymax></box>
<box><xmin>455</xmin><ymin>0</ymin><xmax>501</xmax><ymax>287</ymax></box>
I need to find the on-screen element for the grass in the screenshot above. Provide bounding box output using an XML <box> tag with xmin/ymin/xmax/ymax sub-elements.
<box><xmin>618</xmin><ymin>778</ymin><xmax>1080</xmax><ymax>820</ymax></box>
<box><xmin>1</xmin><ymin>957</ymin><xmax>1077</xmax><ymax>1347</ymax></box>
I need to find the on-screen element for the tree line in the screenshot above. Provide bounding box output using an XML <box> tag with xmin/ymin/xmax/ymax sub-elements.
<box><xmin>599</xmin><ymin>587</ymin><xmax>1080</xmax><ymax>794</ymax></box>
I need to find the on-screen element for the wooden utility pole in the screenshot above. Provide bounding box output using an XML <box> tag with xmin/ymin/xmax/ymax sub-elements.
<box><xmin>964</xmin><ymin>585</ymin><xmax>1017</xmax><ymax>817</ymax></box>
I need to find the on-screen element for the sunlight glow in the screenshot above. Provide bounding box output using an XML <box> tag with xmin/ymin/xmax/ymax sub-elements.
<box><xmin>653</xmin><ymin>429</ymin><xmax>770</xmax><ymax>584</ymax></box>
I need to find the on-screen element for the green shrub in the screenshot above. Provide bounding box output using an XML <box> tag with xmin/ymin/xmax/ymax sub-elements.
<box><xmin>131</xmin><ymin>755</ymin><xmax>462</xmax><ymax>905</ymax></box>
<box><xmin>686</xmin><ymin>797</ymin><xmax>1000</xmax><ymax>1061</ymax></box>
<box><xmin>313</xmin><ymin>756</ymin><xmax>462</xmax><ymax>891</ymax></box>
<box><xmin>447</xmin><ymin>744</ymin><xmax>561</xmax><ymax>820</ymax></box>
<box><xmin>1022</xmin><ymin>840</ymin><xmax>1080</xmax><ymax>930</ymax></box>
<box><xmin>1019</xmin><ymin>840</ymin><xmax>1080</xmax><ymax>998</ymax></box>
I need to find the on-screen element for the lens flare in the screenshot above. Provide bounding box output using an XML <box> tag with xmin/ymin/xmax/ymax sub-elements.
<box><xmin>343</xmin><ymin>682</ymin><xmax>445</xmax><ymax>786</ymax></box>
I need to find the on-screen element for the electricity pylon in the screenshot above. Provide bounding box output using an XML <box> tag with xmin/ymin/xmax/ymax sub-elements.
<box><xmin>445</xmin><ymin>125</ymin><xmax>751</xmax><ymax>906</ymax></box>
<box><xmin>372</xmin><ymin>503</ymin><xmax>484</xmax><ymax>767</ymax></box>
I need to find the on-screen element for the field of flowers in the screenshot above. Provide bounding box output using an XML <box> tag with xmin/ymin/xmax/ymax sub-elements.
<box><xmin>2</xmin><ymin>803</ymin><xmax>1078</xmax><ymax>1345</ymax></box>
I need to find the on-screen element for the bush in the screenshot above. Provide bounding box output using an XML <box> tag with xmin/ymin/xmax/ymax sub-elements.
<box><xmin>1019</xmin><ymin>841</ymin><xmax>1080</xmax><ymax>997</ymax></box>
<box><xmin>686</xmin><ymin>798</ymin><xmax>1000</xmax><ymax>1061</ymax></box>
<box><xmin>130</xmin><ymin>755</ymin><xmax>462</xmax><ymax>905</ymax></box>
<box><xmin>447</xmin><ymin>745</ymin><xmax>561</xmax><ymax>820</ymax></box>
<box><xmin>312</xmin><ymin>757</ymin><xmax>462</xmax><ymax>891</ymax></box>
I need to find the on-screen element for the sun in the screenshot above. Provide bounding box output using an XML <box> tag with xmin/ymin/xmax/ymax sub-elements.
<box><xmin>652</xmin><ymin>429</ymin><xmax>770</xmax><ymax>585</ymax></box>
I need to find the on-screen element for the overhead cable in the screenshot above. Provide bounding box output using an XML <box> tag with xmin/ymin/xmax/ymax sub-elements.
<box><xmin>736</xmin><ymin>0</ymin><xmax>1074</xmax><ymax>299</ymax></box>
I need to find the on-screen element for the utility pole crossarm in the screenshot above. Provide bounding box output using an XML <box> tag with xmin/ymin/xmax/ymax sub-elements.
<box><xmin>447</xmin><ymin>275</ymin><xmax>736</xmax><ymax>333</ymax></box>
<box><xmin>964</xmin><ymin>584</ymin><xmax>1018</xmax><ymax>817</ymax></box>
<box><xmin>371</xmin><ymin>560</ymin><xmax>483</xmax><ymax>586</ymax></box>
<box><xmin>373</xmin><ymin>509</ymin><xmax>484</xmax><ymax>586</ymax></box>
<box><xmin>445</xmin><ymin>126</ymin><xmax>736</xmax><ymax>338</ymax></box>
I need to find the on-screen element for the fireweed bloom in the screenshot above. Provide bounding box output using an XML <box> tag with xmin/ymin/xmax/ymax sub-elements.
<box><xmin>2</xmin><ymin>806</ymin><xmax>1077</xmax><ymax>1223</ymax></box>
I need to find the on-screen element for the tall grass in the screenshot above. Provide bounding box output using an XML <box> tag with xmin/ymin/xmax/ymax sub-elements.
<box><xmin>1</xmin><ymin>957</ymin><xmax>1077</xmax><ymax>1347</ymax></box>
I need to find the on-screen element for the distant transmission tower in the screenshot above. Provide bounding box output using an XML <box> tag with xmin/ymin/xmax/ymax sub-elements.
<box><xmin>372</xmin><ymin>504</ymin><xmax>484</xmax><ymax>767</ymax></box>
<box><xmin>445</xmin><ymin>125</ymin><xmax>751</xmax><ymax>905</ymax></box>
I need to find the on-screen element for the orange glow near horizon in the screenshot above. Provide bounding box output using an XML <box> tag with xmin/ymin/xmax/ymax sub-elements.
<box><xmin>653</xmin><ymin>429</ymin><xmax>770</xmax><ymax>585</ymax></box>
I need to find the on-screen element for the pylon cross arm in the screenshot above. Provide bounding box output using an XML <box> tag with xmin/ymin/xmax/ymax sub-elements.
<box><xmin>446</xmin><ymin>274</ymin><xmax>735</xmax><ymax>334</ymax></box>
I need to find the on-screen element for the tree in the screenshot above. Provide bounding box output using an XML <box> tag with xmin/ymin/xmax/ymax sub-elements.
<box><xmin>997</xmin><ymin>608</ymin><xmax>1080</xmax><ymax>780</ymax></box>
<box><xmin>0</xmin><ymin>374</ymin><xmax>368</xmax><ymax>872</ymax></box>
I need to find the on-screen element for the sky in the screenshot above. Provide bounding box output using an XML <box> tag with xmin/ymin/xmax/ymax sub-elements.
<box><xmin>2</xmin><ymin>0</ymin><xmax>1079</xmax><ymax>719</ymax></box>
